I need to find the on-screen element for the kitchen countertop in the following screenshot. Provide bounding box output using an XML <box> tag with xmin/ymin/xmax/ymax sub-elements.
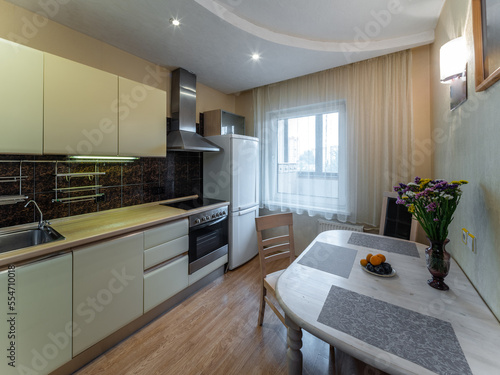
<box><xmin>0</xmin><ymin>196</ymin><xmax>229</xmax><ymax>268</ymax></box>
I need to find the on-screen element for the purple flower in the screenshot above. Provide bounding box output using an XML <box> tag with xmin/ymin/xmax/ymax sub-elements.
<box><xmin>414</xmin><ymin>176</ymin><xmax>421</xmax><ymax>184</ymax></box>
<box><xmin>433</xmin><ymin>218</ymin><xmax>440</xmax><ymax>222</ymax></box>
<box><xmin>426</xmin><ymin>202</ymin><xmax>437</xmax><ymax>212</ymax></box>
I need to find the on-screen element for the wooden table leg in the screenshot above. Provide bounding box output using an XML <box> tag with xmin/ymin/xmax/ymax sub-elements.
<box><xmin>285</xmin><ymin>313</ymin><xmax>303</xmax><ymax>375</ymax></box>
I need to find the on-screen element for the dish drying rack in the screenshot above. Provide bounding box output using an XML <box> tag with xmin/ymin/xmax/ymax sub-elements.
<box><xmin>53</xmin><ymin>161</ymin><xmax>105</xmax><ymax>204</ymax></box>
<box><xmin>0</xmin><ymin>161</ymin><xmax>28</xmax><ymax>205</ymax></box>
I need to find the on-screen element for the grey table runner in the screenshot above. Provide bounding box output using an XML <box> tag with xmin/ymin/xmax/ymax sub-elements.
<box><xmin>348</xmin><ymin>232</ymin><xmax>420</xmax><ymax>258</ymax></box>
<box><xmin>298</xmin><ymin>242</ymin><xmax>357</xmax><ymax>279</ymax></box>
<box><xmin>318</xmin><ymin>285</ymin><xmax>472</xmax><ymax>375</ymax></box>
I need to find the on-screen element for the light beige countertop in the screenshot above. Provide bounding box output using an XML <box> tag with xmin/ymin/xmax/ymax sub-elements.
<box><xmin>0</xmin><ymin>196</ymin><xmax>229</xmax><ymax>267</ymax></box>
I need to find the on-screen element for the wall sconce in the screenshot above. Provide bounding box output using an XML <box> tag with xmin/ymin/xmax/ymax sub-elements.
<box><xmin>440</xmin><ymin>37</ymin><xmax>467</xmax><ymax>110</ymax></box>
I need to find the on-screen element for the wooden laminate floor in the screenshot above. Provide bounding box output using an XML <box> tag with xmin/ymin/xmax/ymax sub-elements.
<box><xmin>74</xmin><ymin>256</ymin><xmax>330</xmax><ymax>375</ymax></box>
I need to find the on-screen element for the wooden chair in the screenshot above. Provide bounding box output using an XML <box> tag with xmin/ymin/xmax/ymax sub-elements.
<box><xmin>255</xmin><ymin>212</ymin><xmax>295</xmax><ymax>326</ymax></box>
<box><xmin>379</xmin><ymin>191</ymin><xmax>418</xmax><ymax>241</ymax></box>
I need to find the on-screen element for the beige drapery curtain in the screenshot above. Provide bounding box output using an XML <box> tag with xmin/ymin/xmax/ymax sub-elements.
<box><xmin>254</xmin><ymin>50</ymin><xmax>414</xmax><ymax>226</ymax></box>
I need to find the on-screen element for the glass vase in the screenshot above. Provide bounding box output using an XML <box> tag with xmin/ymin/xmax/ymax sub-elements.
<box><xmin>425</xmin><ymin>238</ymin><xmax>451</xmax><ymax>290</ymax></box>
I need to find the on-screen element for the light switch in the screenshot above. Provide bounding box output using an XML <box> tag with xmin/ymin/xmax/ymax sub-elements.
<box><xmin>467</xmin><ymin>233</ymin><xmax>476</xmax><ymax>253</ymax></box>
<box><xmin>462</xmin><ymin>228</ymin><xmax>468</xmax><ymax>244</ymax></box>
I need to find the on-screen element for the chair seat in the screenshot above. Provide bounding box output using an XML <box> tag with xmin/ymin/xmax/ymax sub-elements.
<box><xmin>264</xmin><ymin>270</ymin><xmax>284</xmax><ymax>292</ymax></box>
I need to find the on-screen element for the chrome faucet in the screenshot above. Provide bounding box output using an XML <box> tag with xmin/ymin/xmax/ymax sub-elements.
<box><xmin>24</xmin><ymin>200</ymin><xmax>50</xmax><ymax>230</ymax></box>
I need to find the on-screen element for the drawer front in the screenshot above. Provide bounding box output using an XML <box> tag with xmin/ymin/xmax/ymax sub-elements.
<box><xmin>144</xmin><ymin>235</ymin><xmax>188</xmax><ymax>270</ymax></box>
<box><xmin>144</xmin><ymin>219</ymin><xmax>188</xmax><ymax>250</ymax></box>
<box><xmin>144</xmin><ymin>255</ymin><xmax>188</xmax><ymax>312</ymax></box>
<box><xmin>188</xmin><ymin>254</ymin><xmax>228</xmax><ymax>286</ymax></box>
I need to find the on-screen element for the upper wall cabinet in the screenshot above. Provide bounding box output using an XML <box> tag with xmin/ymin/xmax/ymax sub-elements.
<box><xmin>43</xmin><ymin>54</ymin><xmax>118</xmax><ymax>155</ymax></box>
<box><xmin>203</xmin><ymin>109</ymin><xmax>245</xmax><ymax>136</ymax></box>
<box><xmin>118</xmin><ymin>77</ymin><xmax>166</xmax><ymax>157</ymax></box>
<box><xmin>0</xmin><ymin>39</ymin><xmax>43</xmax><ymax>154</ymax></box>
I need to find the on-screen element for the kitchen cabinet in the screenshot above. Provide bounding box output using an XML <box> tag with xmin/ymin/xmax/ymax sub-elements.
<box><xmin>0</xmin><ymin>38</ymin><xmax>43</xmax><ymax>154</ymax></box>
<box><xmin>73</xmin><ymin>233</ymin><xmax>143</xmax><ymax>356</ymax></box>
<box><xmin>0</xmin><ymin>253</ymin><xmax>72</xmax><ymax>375</ymax></box>
<box><xmin>144</xmin><ymin>255</ymin><xmax>188</xmax><ymax>312</ymax></box>
<box><xmin>118</xmin><ymin>77</ymin><xmax>167</xmax><ymax>157</ymax></box>
<box><xmin>143</xmin><ymin>219</ymin><xmax>189</xmax><ymax>312</ymax></box>
<box><xmin>203</xmin><ymin>109</ymin><xmax>245</xmax><ymax>136</ymax></box>
<box><xmin>43</xmin><ymin>53</ymin><xmax>118</xmax><ymax>155</ymax></box>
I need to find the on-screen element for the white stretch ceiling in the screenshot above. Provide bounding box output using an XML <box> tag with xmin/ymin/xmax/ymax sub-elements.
<box><xmin>5</xmin><ymin>0</ymin><xmax>445</xmax><ymax>94</ymax></box>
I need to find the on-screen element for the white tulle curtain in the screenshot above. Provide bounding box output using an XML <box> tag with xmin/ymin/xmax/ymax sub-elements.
<box><xmin>254</xmin><ymin>50</ymin><xmax>414</xmax><ymax>225</ymax></box>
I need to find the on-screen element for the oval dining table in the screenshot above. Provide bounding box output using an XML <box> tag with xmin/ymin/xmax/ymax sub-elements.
<box><xmin>275</xmin><ymin>230</ymin><xmax>500</xmax><ymax>375</ymax></box>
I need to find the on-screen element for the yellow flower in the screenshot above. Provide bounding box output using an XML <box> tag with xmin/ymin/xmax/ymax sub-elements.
<box><xmin>419</xmin><ymin>179</ymin><xmax>431</xmax><ymax>189</ymax></box>
<box><xmin>459</xmin><ymin>180</ymin><xmax>468</xmax><ymax>184</ymax></box>
<box><xmin>408</xmin><ymin>204</ymin><xmax>415</xmax><ymax>213</ymax></box>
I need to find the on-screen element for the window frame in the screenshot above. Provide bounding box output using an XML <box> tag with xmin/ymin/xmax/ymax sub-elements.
<box><xmin>277</xmin><ymin>101</ymin><xmax>345</xmax><ymax>180</ymax></box>
<box><xmin>265</xmin><ymin>100</ymin><xmax>348</xmax><ymax>214</ymax></box>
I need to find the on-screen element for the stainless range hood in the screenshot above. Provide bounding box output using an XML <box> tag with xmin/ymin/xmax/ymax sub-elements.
<box><xmin>167</xmin><ymin>68</ymin><xmax>220</xmax><ymax>152</ymax></box>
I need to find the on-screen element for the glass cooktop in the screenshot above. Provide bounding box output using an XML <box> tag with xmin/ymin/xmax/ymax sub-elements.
<box><xmin>161</xmin><ymin>197</ymin><xmax>227</xmax><ymax>210</ymax></box>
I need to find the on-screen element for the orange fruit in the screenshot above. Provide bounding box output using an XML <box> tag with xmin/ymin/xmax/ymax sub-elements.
<box><xmin>370</xmin><ymin>255</ymin><xmax>383</xmax><ymax>266</ymax></box>
<box><xmin>376</xmin><ymin>254</ymin><xmax>386</xmax><ymax>263</ymax></box>
<box><xmin>366</xmin><ymin>253</ymin><xmax>373</xmax><ymax>262</ymax></box>
<box><xmin>360</xmin><ymin>259</ymin><xmax>368</xmax><ymax>267</ymax></box>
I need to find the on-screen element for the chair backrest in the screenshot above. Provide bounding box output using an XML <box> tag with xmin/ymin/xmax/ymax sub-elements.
<box><xmin>379</xmin><ymin>191</ymin><xmax>418</xmax><ymax>241</ymax></box>
<box><xmin>255</xmin><ymin>213</ymin><xmax>295</xmax><ymax>278</ymax></box>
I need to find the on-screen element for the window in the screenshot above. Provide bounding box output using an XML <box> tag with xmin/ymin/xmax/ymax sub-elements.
<box><xmin>278</xmin><ymin>112</ymin><xmax>340</xmax><ymax>177</ymax></box>
<box><xmin>265</xmin><ymin>101</ymin><xmax>348</xmax><ymax>214</ymax></box>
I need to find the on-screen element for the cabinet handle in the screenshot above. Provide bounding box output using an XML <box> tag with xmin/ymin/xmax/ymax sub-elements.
<box><xmin>144</xmin><ymin>253</ymin><xmax>188</xmax><ymax>274</ymax></box>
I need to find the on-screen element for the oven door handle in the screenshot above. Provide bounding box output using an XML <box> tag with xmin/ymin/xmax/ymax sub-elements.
<box><xmin>192</xmin><ymin>215</ymin><xmax>227</xmax><ymax>230</ymax></box>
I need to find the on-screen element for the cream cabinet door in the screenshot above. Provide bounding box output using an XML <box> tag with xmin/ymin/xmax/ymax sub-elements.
<box><xmin>0</xmin><ymin>38</ymin><xmax>43</xmax><ymax>154</ymax></box>
<box><xmin>0</xmin><ymin>253</ymin><xmax>72</xmax><ymax>375</ymax></box>
<box><xmin>43</xmin><ymin>53</ymin><xmax>118</xmax><ymax>155</ymax></box>
<box><xmin>72</xmin><ymin>233</ymin><xmax>143</xmax><ymax>356</ymax></box>
<box><xmin>144</xmin><ymin>255</ymin><xmax>188</xmax><ymax>312</ymax></box>
<box><xmin>118</xmin><ymin>77</ymin><xmax>166</xmax><ymax>157</ymax></box>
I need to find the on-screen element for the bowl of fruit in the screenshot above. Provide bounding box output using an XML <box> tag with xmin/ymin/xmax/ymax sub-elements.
<box><xmin>360</xmin><ymin>253</ymin><xmax>396</xmax><ymax>277</ymax></box>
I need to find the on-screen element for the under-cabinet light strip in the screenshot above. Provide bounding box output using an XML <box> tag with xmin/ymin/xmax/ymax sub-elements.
<box><xmin>67</xmin><ymin>156</ymin><xmax>139</xmax><ymax>161</ymax></box>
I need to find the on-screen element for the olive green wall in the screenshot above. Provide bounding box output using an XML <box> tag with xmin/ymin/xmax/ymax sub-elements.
<box><xmin>430</xmin><ymin>0</ymin><xmax>500</xmax><ymax>320</ymax></box>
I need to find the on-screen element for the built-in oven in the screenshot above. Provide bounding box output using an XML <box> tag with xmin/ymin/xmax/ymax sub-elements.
<box><xmin>161</xmin><ymin>198</ymin><xmax>229</xmax><ymax>274</ymax></box>
<box><xmin>188</xmin><ymin>205</ymin><xmax>228</xmax><ymax>274</ymax></box>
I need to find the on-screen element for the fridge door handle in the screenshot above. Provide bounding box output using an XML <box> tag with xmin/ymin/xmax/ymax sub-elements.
<box><xmin>237</xmin><ymin>203</ymin><xmax>258</xmax><ymax>212</ymax></box>
<box><xmin>237</xmin><ymin>206</ymin><xmax>258</xmax><ymax>216</ymax></box>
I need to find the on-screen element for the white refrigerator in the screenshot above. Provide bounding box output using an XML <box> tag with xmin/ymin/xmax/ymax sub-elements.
<box><xmin>203</xmin><ymin>134</ymin><xmax>259</xmax><ymax>270</ymax></box>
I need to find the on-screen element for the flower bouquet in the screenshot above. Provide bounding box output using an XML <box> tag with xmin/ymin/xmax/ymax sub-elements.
<box><xmin>394</xmin><ymin>177</ymin><xmax>468</xmax><ymax>290</ymax></box>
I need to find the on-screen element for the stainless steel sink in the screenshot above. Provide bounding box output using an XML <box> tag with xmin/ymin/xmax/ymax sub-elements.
<box><xmin>0</xmin><ymin>227</ymin><xmax>65</xmax><ymax>254</ymax></box>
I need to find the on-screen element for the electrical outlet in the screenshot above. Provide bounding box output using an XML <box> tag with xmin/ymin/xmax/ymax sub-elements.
<box><xmin>467</xmin><ymin>233</ymin><xmax>476</xmax><ymax>253</ymax></box>
<box><xmin>462</xmin><ymin>228</ymin><xmax>468</xmax><ymax>244</ymax></box>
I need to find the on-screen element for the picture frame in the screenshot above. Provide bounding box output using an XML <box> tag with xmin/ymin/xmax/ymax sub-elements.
<box><xmin>472</xmin><ymin>0</ymin><xmax>500</xmax><ymax>91</ymax></box>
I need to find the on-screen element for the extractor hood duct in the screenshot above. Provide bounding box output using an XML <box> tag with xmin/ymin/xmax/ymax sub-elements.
<box><xmin>167</xmin><ymin>68</ymin><xmax>220</xmax><ymax>152</ymax></box>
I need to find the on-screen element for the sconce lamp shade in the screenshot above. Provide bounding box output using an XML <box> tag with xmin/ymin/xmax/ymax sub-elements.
<box><xmin>440</xmin><ymin>37</ymin><xmax>466</xmax><ymax>82</ymax></box>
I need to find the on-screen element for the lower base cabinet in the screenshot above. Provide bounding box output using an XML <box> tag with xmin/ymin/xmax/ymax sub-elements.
<box><xmin>72</xmin><ymin>233</ymin><xmax>144</xmax><ymax>356</ymax></box>
<box><xmin>144</xmin><ymin>255</ymin><xmax>188</xmax><ymax>312</ymax></box>
<box><xmin>0</xmin><ymin>253</ymin><xmax>72</xmax><ymax>375</ymax></box>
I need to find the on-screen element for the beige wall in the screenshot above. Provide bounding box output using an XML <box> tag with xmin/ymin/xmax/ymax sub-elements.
<box><xmin>430</xmin><ymin>0</ymin><xmax>500</xmax><ymax>320</ymax></box>
<box><xmin>235</xmin><ymin>90</ymin><xmax>254</xmax><ymax>136</ymax></box>
<box><xmin>0</xmin><ymin>0</ymin><xmax>235</xmax><ymax>122</ymax></box>
<box><xmin>411</xmin><ymin>45</ymin><xmax>433</xmax><ymax>179</ymax></box>
<box><xmin>196</xmin><ymin>83</ymin><xmax>235</xmax><ymax>123</ymax></box>
<box><xmin>411</xmin><ymin>45</ymin><xmax>433</xmax><ymax>243</ymax></box>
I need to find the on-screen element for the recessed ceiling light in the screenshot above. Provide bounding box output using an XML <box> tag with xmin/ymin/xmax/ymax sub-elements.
<box><xmin>251</xmin><ymin>53</ymin><xmax>260</xmax><ymax>61</ymax></box>
<box><xmin>170</xmin><ymin>18</ymin><xmax>180</xmax><ymax>26</ymax></box>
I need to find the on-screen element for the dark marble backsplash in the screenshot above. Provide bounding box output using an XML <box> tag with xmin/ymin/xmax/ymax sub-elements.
<box><xmin>0</xmin><ymin>152</ymin><xmax>202</xmax><ymax>228</ymax></box>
